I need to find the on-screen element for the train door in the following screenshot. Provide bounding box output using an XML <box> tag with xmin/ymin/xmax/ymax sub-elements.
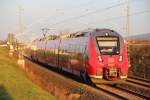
<box><xmin>81</xmin><ymin>45</ymin><xmax>88</xmax><ymax>73</ymax></box>
<box><xmin>58</xmin><ymin>39</ymin><xmax>70</xmax><ymax>71</ymax></box>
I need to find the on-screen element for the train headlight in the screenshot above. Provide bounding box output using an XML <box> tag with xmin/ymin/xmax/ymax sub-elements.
<box><xmin>119</xmin><ymin>55</ymin><xmax>123</xmax><ymax>62</ymax></box>
<box><xmin>98</xmin><ymin>56</ymin><xmax>103</xmax><ymax>62</ymax></box>
<box><xmin>105</xmin><ymin>32</ymin><xmax>109</xmax><ymax>36</ymax></box>
<box><xmin>120</xmin><ymin>75</ymin><xmax>127</xmax><ymax>79</ymax></box>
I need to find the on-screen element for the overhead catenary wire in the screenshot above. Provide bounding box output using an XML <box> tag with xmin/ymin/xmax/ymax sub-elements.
<box><xmin>26</xmin><ymin>1</ymin><xmax>143</xmax><ymax>37</ymax></box>
<box><xmin>22</xmin><ymin>1</ymin><xmax>126</xmax><ymax>38</ymax></box>
<box><xmin>57</xmin><ymin>0</ymin><xmax>95</xmax><ymax>11</ymax></box>
<box><xmin>63</xmin><ymin>9</ymin><xmax>150</xmax><ymax>33</ymax></box>
<box><xmin>22</xmin><ymin>0</ymin><xmax>98</xmax><ymax>33</ymax></box>
<box><xmin>17</xmin><ymin>9</ymin><xmax>150</xmax><ymax>38</ymax></box>
<box><xmin>47</xmin><ymin>2</ymin><xmax>126</xmax><ymax>27</ymax></box>
<box><xmin>31</xmin><ymin>8</ymin><xmax>150</xmax><ymax>41</ymax></box>
<box><xmin>91</xmin><ymin>10</ymin><xmax>150</xmax><ymax>25</ymax></box>
<box><xmin>21</xmin><ymin>0</ymin><xmax>149</xmax><ymax>41</ymax></box>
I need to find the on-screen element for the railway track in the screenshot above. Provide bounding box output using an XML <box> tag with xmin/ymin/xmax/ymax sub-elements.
<box><xmin>95</xmin><ymin>76</ymin><xmax>150</xmax><ymax>100</ymax></box>
<box><xmin>126</xmin><ymin>78</ymin><xmax>150</xmax><ymax>88</ymax></box>
<box><xmin>96</xmin><ymin>84</ymin><xmax>149</xmax><ymax>100</ymax></box>
<box><xmin>128</xmin><ymin>76</ymin><xmax>150</xmax><ymax>84</ymax></box>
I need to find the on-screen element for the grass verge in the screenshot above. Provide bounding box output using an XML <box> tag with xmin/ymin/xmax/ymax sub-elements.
<box><xmin>0</xmin><ymin>47</ymin><xmax>56</xmax><ymax>100</ymax></box>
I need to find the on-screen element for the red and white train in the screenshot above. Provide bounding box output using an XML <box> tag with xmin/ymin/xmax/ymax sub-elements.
<box><xmin>25</xmin><ymin>29</ymin><xmax>129</xmax><ymax>84</ymax></box>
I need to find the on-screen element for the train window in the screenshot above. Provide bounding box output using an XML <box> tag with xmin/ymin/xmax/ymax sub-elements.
<box><xmin>96</xmin><ymin>37</ymin><xmax>120</xmax><ymax>55</ymax></box>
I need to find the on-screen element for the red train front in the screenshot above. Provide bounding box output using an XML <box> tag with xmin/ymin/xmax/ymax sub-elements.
<box><xmin>87</xmin><ymin>29</ymin><xmax>128</xmax><ymax>83</ymax></box>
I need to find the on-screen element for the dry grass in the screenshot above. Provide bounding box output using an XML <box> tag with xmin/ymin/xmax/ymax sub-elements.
<box><xmin>128</xmin><ymin>40</ymin><xmax>150</xmax><ymax>79</ymax></box>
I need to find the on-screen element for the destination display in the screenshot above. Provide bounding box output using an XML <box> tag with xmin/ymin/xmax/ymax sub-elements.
<box><xmin>96</xmin><ymin>37</ymin><xmax>118</xmax><ymax>41</ymax></box>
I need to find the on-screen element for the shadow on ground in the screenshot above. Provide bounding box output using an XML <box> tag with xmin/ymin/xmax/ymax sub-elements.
<box><xmin>0</xmin><ymin>85</ymin><xmax>12</xmax><ymax>100</ymax></box>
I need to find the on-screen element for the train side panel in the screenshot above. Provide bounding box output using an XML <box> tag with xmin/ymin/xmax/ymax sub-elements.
<box><xmin>46</xmin><ymin>40</ymin><xmax>60</xmax><ymax>67</ymax></box>
<box><xmin>59</xmin><ymin>37</ymin><xmax>88</xmax><ymax>75</ymax></box>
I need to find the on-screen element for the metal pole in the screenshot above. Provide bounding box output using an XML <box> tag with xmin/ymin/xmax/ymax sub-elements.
<box><xmin>17</xmin><ymin>6</ymin><xmax>25</xmax><ymax>67</ymax></box>
<box><xmin>126</xmin><ymin>0</ymin><xmax>130</xmax><ymax>37</ymax></box>
<box><xmin>126</xmin><ymin>0</ymin><xmax>131</xmax><ymax>69</ymax></box>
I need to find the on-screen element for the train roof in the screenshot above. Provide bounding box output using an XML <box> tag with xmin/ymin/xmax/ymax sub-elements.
<box><xmin>32</xmin><ymin>28</ymin><xmax>122</xmax><ymax>42</ymax></box>
<box><xmin>92</xmin><ymin>28</ymin><xmax>121</xmax><ymax>37</ymax></box>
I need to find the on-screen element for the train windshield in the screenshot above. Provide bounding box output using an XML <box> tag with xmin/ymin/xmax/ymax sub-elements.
<box><xmin>96</xmin><ymin>37</ymin><xmax>119</xmax><ymax>55</ymax></box>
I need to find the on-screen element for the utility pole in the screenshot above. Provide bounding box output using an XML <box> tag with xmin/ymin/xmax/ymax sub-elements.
<box><xmin>126</xmin><ymin>0</ymin><xmax>131</xmax><ymax>68</ymax></box>
<box><xmin>8</xmin><ymin>33</ymin><xmax>15</xmax><ymax>56</ymax></box>
<box><xmin>17</xmin><ymin>6</ymin><xmax>25</xmax><ymax>67</ymax></box>
<box><xmin>126</xmin><ymin>0</ymin><xmax>130</xmax><ymax>37</ymax></box>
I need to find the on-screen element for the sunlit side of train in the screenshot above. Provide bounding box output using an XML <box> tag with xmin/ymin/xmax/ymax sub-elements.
<box><xmin>25</xmin><ymin>29</ymin><xmax>129</xmax><ymax>84</ymax></box>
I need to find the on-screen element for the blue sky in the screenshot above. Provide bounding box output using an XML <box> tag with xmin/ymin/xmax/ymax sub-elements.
<box><xmin>0</xmin><ymin>0</ymin><xmax>150</xmax><ymax>41</ymax></box>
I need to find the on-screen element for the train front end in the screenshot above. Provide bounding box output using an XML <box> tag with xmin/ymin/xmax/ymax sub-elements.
<box><xmin>87</xmin><ymin>29</ymin><xmax>128</xmax><ymax>84</ymax></box>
